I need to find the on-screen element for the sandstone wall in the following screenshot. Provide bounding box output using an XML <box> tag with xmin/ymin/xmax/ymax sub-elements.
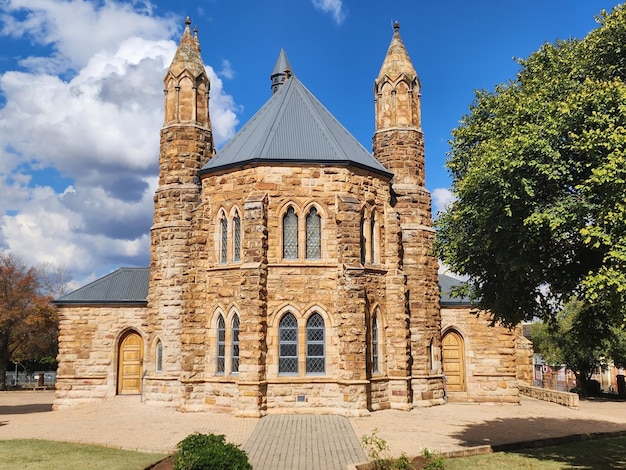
<box><xmin>54</xmin><ymin>304</ymin><xmax>148</xmax><ymax>409</ymax></box>
<box><xmin>441</xmin><ymin>306</ymin><xmax>520</xmax><ymax>403</ymax></box>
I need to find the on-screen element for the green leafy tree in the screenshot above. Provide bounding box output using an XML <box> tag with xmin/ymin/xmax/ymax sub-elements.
<box><xmin>530</xmin><ymin>299</ymin><xmax>626</xmax><ymax>394</ymax></box>
<box><xmin>436</xmin><ymin>5</ymin><xmax>626</xmax><ymax>341</ymax></box>
<box><xmin>0</xmin><ymin>254</ymin><xmax>59</xmax><ymax>389</ymax></box>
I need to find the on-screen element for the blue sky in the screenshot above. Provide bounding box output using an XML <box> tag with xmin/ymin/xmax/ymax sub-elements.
<box><xmin>0</xmin><ymin>0</ymin><xmax>621</xmax><ymax>285</ymax></box>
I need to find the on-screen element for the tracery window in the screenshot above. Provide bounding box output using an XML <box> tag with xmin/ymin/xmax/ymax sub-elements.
<box><xmin>306</xmin><ymin>313</ymin><xmax>325</xmax><ymax>374</ymax></box>
<box><xmin>232</xmin><ymin>315</ymin><xmax>240</xmax><ymax>374</ymax></box>
<box><xmin>279</xmin><ymin>313</ymin><xmax>298</xmax><ymax>374</ymax></box>
<box><xmin>155</xmin><ymin>339</ymin><xmax>163</xmax><ymax>373</ymax></box>
<box><xmin>306</xmin><ymin>207</ymin><xmax>321</xmax><ymax>259</ymax></box>
<box><xmin>233</xmin><ymin>212</ymin><xmax>241</xmax><ymax>262</ymax></box>
<box><xmin>219</xmin><ymin>214</ymin><xmax>228</xmax><ymax>264</ymax></box>
<box><xmin>283</xmin><ymin>207</ymin><xmax>298</xmax><ymax>259</ymax></box>
<box><xmin>217</xmin><ymin>315</ymin><xmax>226</xmax><ymax>374</ymax></box>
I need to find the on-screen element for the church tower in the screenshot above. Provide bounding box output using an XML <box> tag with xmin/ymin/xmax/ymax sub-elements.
<box><xmin>374</xmin><ymin>22</ymin><xmax>443</xmax><ymax>405</ymax></box>
<box><xmin>146</xmin><ymin>18</ymin><xmax>214</xmax><ymax>401</ymax></box>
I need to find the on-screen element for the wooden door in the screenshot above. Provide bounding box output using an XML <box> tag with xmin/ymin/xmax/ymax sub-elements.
<box><xmin>442</xmin><ymin>331</ymin><xmax>465</xmax><ymax>392</ymax></box>
<box><xmin>117</xmin><ymin>332</ymin><xmax>143</xmax><ymax>394</ymax></box>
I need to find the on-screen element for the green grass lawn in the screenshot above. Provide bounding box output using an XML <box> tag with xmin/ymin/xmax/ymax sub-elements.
<box><xmin>446</xmin><ymin>436</ymin><xmax>626</xmax><ymax>470</ymax></box>
<box><xmin>0</xmin><ymin>439</ymin><xmax>167</xmax><ymax>470</ymax></box>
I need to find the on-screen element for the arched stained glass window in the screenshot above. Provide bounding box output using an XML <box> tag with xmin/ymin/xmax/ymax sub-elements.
<box><xmin>306</xmin><ymin>207</ymin><xmax>321</xmax><ymax>259</ymax></box>
<box><xmin>233</xmin><ymin>212</ymin><xmax>241</xmax><ymax>262</ymax></box>
<box><xmin>232</xmin><ymin>315</ymin><xmax>240</xmax><ymax>373</ymax></box>
<box><xmin>372</xmin><ymin>315</ymin><xmax>379</xmax><ymax>373</ymax></box>
<box><xmin>155</xmin><ymin>339</ymin><xmax>163</xmax><ymax>373</ymax></box>
<box><xmin>217</xmin><ymin>315</ymin><xmax>225</xmax><ymax>373</ymax></box>
<box><xmin>306</xmin><ymin>313</ymin><xmax>325</xmax><ymax>374</ymax></box>
<box><xmin>220</xmin><ymin>214</ymin><xmax>228</xmax><ymax>264</ymax></box>
<box><xmin>279</xmin><ymin>313</ymin><xmax>298</xmax><ymax>374</ymax></box>
<box><xmin>283</xmin><ymin>207</ymin><xmax>298</xmax><ymax>259</ymax></box>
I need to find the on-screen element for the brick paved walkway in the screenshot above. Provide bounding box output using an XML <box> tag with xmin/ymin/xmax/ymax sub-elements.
<box><xmin>244</xmin><ymin>415</ymin><xmax>365</xmax><ymax>470</ymax></box>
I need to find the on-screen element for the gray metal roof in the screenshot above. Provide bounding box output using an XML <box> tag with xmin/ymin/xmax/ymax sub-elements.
<box><xmin>56</xmin><ymin>267</ymin><xmax>466</xmax><ymax>307</ymax></box>
<box><xmin>439</xmin><ymin>273</ymin><xmax>472</xmax><ymax>306</ymax></box>
<box><xmin>54</xmin><ymin>267</ymin><xmax>149</xmax><ymax>305</ymax></box>
<box><xmin>200</xmin><ymin>71</ymin><xmax>392</xmax><ymax>177</ymax></box>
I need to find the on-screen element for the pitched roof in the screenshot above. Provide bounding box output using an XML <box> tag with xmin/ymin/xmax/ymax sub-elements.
<box><xmin>54</xmin><ymin>267</ymin><xmax>149</xmax><ymax>305</ymax></box>
<box><xmin>439</xmin><ymin>273</ymin><xmax>472</xmax><ymax>306</ymax></box>
<box><xmin>56</xmin><ymin>268</ymin><xmax>468</xmax><ymax>307</ymax></box>
<box><xmin>199</xmin><ymin>71</ymin><xmax>392</xmax><ymax>177</ymax></box>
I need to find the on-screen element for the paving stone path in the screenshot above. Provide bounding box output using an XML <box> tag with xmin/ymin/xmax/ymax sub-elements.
<box><xmin>244</xmin><ymin>415</ymin><xmax>366</xmax><ymax>470</ymax></box>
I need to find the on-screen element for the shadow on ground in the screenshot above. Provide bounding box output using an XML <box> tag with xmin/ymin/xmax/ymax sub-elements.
<box><xmin>0</xmin><ymin>404</ymin><xmax>53</xmax><ymax>415</ymax></box>
<box><xmin>450</xmin><ymin>415</ymin><xmax>626</xmax><ymax>448</ymax></box>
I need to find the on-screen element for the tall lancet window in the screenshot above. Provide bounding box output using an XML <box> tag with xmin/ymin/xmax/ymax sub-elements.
<box><xmin>220</xmin><ymin>214</ymin><xmax>228</xmax><ymax>264</ymax></box>
<box><xmin>232</xmin><ymin>315</ymin><xmax>240</xmax><ymax>373</ymax></box>
<box><xmin>306</xmin><ymin>313</ymin><xmax>325</xmax><ymax>374</ymax></box>
<box><xmin>306</xmin><ymin>207</ymin><xmax>321</xmax><ymax>259</ymax></box>
<box><xmin>217</xmin><ymin>315</ymin><xmax>225</xmax><ymax>373</ymax></box>
<box><xmin>360</xmin><ymin>215</ymin><xmax>366</xmax><ymax>265</ymax></box>
<box><xmin>233</xmin><ymin>211</ymin><xmax>241</xmax><ymax>262</ymax></box>
<box><xmin>283</xmin><ymin>207</ymin><xmax>298</xmax><ymax>259</ymax></box>
<box><xmin>372</xmin><ymin>315</ymin><xmax>379</xmax><ymax>373</ymax></box>
<box><xmin>370</xmin><ymin>211</ymin><xmax>377</xmax><ymax>264</ymax></box>
<box><xmin>279</xmin><ymin>313</ymin><xmax>298</xmax><ymax>374</ymax></box>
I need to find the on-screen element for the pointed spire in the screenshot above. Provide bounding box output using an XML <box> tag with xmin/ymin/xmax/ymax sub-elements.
<box><xmin>270</xmin><ymin>48</ymin><xmax>293</xmax><ymax>94</ymax></box>
<box><xmin>167</xmin><ymin>16</ymin><xmax>206</xmax><ymax>79</ymax></box>
<box><xmin>376</xmin><ymin>21</ymin><xmax>418</xmax><ymax>83</ymax></box>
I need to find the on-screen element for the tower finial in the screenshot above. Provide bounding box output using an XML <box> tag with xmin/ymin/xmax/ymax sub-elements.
<box><xmin>185</xmin><ymin>16</ymin><xmax>191</xmax><ymax>26</ymax></box>
<box><xmin>393</xmin><ymin>21</ymin><xmax>400</xmax><ymax>32</ymax></box>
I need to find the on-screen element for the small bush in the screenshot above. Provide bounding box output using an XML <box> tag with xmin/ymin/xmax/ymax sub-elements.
<box><xmin>173</xmin><ymin>433</ymin><xmax>252</xmax><ymax>470</ymax></box>
<box><xmin>360</xmin><ymin>429</ymin><xmax>412</xmax><ymax>470</ymax></box>
<box><xmin>421</xmin><ymin>448</ymin><xmax>445</xmax><ymax>470</ymax></box>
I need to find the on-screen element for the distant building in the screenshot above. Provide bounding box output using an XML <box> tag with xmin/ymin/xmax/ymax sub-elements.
<box><xmin>54</xmin><ymin>19</ymin><xmax>532</xmax><ymax>415</ymax></box>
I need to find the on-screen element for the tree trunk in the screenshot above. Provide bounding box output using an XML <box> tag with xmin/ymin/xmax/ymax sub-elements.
<box><xmin>0</xmin><ymin>334</ymin><xmax>10</xmax><ymax>391</ymax></box>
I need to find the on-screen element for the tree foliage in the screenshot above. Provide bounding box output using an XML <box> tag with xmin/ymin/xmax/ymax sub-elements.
<box><xmin>436</xmin><ymin>6</ymin><xmax>626</xmax><ymax>331</ymax></box>
<box><xmin>0</xmin><ymin>254</ymin><xmax>59</xmax><ymax>389</ymax></box>
<box><xmin>530</xmin><ymin>300</ymin><xmax>626</xmax><ymax>394</ymax></box>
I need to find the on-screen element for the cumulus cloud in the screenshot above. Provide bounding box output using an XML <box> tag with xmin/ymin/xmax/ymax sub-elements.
<box><xmin>432</xmin><ymin>187</ymin><xmax>456</xmax><ymax>215</ymax></box>
<box><xmin>0</xmin><ymin>0</ymin><xmax>240</xmax><ymax>282</ymax></box>
<box><xmin>311</xmin><ymin>0</ymin><xmax>345</xmax><ymax>25</ymax></box>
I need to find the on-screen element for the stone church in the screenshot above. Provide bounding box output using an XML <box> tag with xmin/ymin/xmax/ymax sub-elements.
<box><xmin>54</xmin><ymin>19</ymin><xmax>532</xmax><ymax>416</ymax></box>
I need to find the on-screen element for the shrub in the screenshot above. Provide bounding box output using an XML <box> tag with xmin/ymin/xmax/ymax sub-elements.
<box><xmin>173</xmin><ymin>433</ymin><xmax>252</xmax><ymax>470</ymax></box>
<box><xmin>360</xmin><ymin>429</ymin><xmax>412</xmax><ymax>470</ymax></box>
<box><xmin>421</xmin><ymin>448</ymin><xmax>445</xmax><ymax>470</ymax></box>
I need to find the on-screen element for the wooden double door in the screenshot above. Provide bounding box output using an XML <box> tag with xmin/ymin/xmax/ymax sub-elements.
<box><xmin>117</xmin><ymin>331</ymin><xmax>143</xmax><ymax>394</ymax></box>
<box><xmin>442</xmin><ymin>330</ymin><xmax>466</xmax><ymax>392</ymax></box>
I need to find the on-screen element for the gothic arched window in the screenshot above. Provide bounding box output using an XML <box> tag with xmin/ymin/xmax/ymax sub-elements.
<box><xmin>283</xmin><ymin>207</ymin><xmax>298</xmax><ymax>259</ymax></box>
<box><xmin>372</xmin><ymin>315</ymin><xmax>379</xmax><ymax>373</ymax></box>
<box><xmin>279</xmin><ymin>313</ymin><xmax>298</xmax><ymax>374</ymax></box>
<box><xmin>219</xmin><ymin>213</ymin><xmax>228</xmax><ymax>264</ymax></box>
<box><xmin>217</xmin><ymin>315</ymin><xmax>225</xmax><ymax>373</ymax></box>
<box><xmin>232</xmin><ymin>315</ymin><xmax>240</xmax><ymax>374</ymax></box>
<box><xmin>306</xmin><ymin>207</ymin><xmax>321</xmax><ymax>259</ymax></box>
<box><xmin>233</xmin><ymin>211</ymin><xmax>241</xmax><ymax>262</ymax></box>
<box><xmin>306</xmin><ymin>313</ymin><xmax>325</xmax><ymax>374</ymax></box>
<box><xmin>155</xmin><ymin>339</ymin><xmax>163</xmax><ymax>373</ymax></box>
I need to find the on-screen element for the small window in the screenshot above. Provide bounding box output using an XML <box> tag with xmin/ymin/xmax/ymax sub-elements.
<box><xmin>372</xmin><ymin>315</ymin><xmax>379</xmax><ymax>373</ymax></box>
<box><xmin>232</xmin><ymin>315</ymin><xmax>240</xmax><ymax>373</ymax></box>
<box><xmin>279</xmin><ymin>313</ymin><xmax>298</xmax><ymax>374</ymax></box>
<box><xmin>306</xmin><ymin>313</ymin><xmax>325</xmax><ymax>374</ymax></box>
<box><xmin>360</xmin><ymin>215</ymin><xmax>366</xmax><ymax>265</ymax></box>
<box><xmin>220</xmin><ymin>215</ymin><xmax>228</xmax><ymax>264</ymax></box>
<box><xmin>306</xmin><ymin>207</ymin><xmax>321</xmax><ymax>259</ymax></box>
<box><xmin>155</xmin><ymin>339</ymin><xmax>163</xmax><ymax>373</ymax></box>
<box><xmin>370</xmin><ymin>211</ymin><xmax>376</xmax><ymax>264</ymax></box>
<box><xmin>283</xmin><ymin>207</ymin><xmax>298</xmax><ymax>259</ymax></box>
<box><xmin>217</xmin><ymin>315</ymin><xmax>225</xmax><ymax>374</ymax></box>
<box><xmin>233</xmin><ymin>212</ymin><xmax>241</xmax><ymax>262</ymax></box>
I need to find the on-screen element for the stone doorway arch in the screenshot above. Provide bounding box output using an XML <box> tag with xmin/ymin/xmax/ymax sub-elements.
<box><xmin>442</xmin><ymin>330</ymin><xmax>465</xmax><ymax>392</ymax></box>
<box><xmin>117</xmin><ymin>331</ymin><xmax>143</xmax><ymax>395</ymax></box>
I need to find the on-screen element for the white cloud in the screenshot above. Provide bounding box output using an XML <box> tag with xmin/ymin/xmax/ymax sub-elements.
<box><xmin>311</xmin><ymin>0</ymin><xmax>345</xmax><ymax>25</ymax></box>
<box><xmin>0</xmin><ymin>1</ymin><xmax>240</xmax><ymax>281</ymax></box>
<box><xmin>432</xmin><ymin>187</ymin><xmax>456</xmax><ymax>215</ymax></box>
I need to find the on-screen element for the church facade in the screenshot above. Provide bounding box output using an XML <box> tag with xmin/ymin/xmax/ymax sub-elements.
<box><xmin>54</xmin><ymin>20</ymin><xmax>532</xmax><ymax>416</ymax></box>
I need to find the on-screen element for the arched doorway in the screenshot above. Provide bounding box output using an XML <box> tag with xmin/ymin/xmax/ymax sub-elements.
<box><xmin>117</xmin><ymin>331</ymin><xmax>143</xmax><ymax>394</ymax></box>
<box><xmin>442</xmin><ymin>330</ymin><xmax>465</xmax><ymax>392</ymax></box>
